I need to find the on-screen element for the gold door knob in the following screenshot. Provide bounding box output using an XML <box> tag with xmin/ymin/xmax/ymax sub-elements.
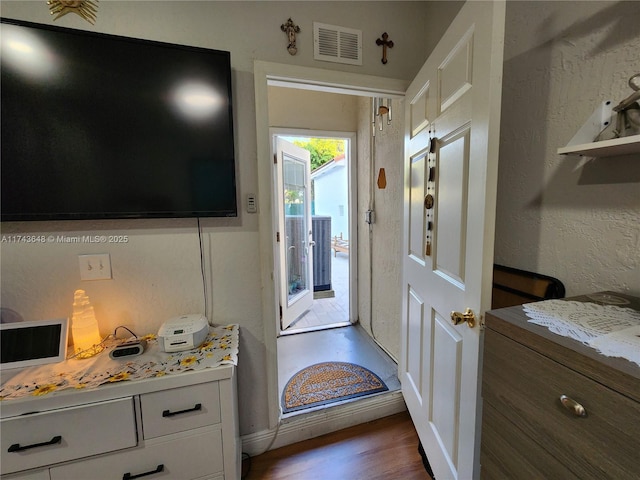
<box><xmin>450</xmin><ymin>308</ymin><xmax>476</xmax><ymax>328</ymax></box>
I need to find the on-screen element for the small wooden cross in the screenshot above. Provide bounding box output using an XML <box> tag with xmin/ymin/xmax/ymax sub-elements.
<box><xmin>375</xmin><ymin>32</ymin><xmax>394</xmax><ymax>65</ymax></box>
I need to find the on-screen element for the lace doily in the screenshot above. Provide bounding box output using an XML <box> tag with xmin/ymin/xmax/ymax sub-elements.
<box><xmin>523</xmin><ymin>300</ymin><xmax>640</xmax><ymax>366</ymax></box>
<box><xmin>587</xmin><ymin>326</ymin><xmax>640</xmax><ymax>367</ymax></box>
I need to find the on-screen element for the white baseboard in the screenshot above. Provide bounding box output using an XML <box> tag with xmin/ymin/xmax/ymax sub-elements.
<box><xmin>241</xmin><ymin>390</ymin><xmax>406</xmax><ymax>457</ymax></box>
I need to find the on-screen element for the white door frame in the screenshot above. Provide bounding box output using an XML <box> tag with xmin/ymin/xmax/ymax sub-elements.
<box><xmin>271</xmin><ymin>128</ymin><xmax>359</xmax><ymax>333</ymax></box>
<box><xmin>255</xmin><ymin>60</ymin><xmax>407</xmax><ymax>428</ymax></box>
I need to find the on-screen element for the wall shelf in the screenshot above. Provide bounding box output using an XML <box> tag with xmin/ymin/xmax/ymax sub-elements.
<box><xmin>557</xmin><ymin>134</ymin><xmax>640</xmax><ymax>157</ymax></box>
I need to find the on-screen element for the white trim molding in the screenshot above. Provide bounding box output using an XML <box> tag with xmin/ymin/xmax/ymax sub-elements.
<box><xmin>241</xmin><ymin>390</ymin><xmax>406</xmax><ymax>457</ymax></box>
<box><xmin>254</xmin><ymin>60</ymin><xmax>408</xmax><ymax>432</ymax></box>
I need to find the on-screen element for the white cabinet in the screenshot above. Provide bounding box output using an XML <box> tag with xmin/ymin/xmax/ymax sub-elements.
<box><xmin>1</xmin><ymin>366</ymin><xmax>240</xmax><ymax>480</ymax></box>
<box><xmin>1</xmin><ymin>398</ymin><xmax>136</xmax><ymax>474</ymax></box>
<box><xmin>140</xmin><ymin>382</ymin><xmax>221</xmax><ymax>439</ymax></box>
<box><xmin>50</xmin><ymin>429</ymin><xmax>223</xmax><ymax>480</ymax></box>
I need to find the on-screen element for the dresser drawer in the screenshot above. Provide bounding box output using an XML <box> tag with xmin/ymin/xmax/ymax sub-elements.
<box><xmin>50</xmin><ymin>428</ymin><xmax>223</xmax><ymax>480</ymax></box>
<box><xmin>3</xmin><ymin>469</ymin><xmax>51</xmax><ymax>480</ymax></box>
<box><xmin>480</xmin><ymin>401</ymin><xmax>580</xmax><ymax>479</ymax></box>
<box><xmin>483</xmin><ymin>329</ymin><xmax>640</xmax><ymax>479</ymax></box>
<box><xmin>140</xmin><ymin>381</ymin><xmax>220</xmax><ymax>439</ymax></box>
<box><xmin>1</xmin><ymin>397</ymin><xmax>136</xmax><ymax>475</ymax></box>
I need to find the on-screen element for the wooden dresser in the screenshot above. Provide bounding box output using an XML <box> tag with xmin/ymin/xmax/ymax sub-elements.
<box><xmin>481</xmin><ymin>293</ymin><xmax>640</xmax><ymax>479</ymax></box>
<box><xmin>1</xmin><ymin>366</ymin><xmax>240</xmax><ymax>480</ymax></box>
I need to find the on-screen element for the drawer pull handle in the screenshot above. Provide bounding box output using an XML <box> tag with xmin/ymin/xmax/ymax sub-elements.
<box><xmin>8</xmin><ymin>435</ymin><xmax>62</xmax><ymax>453</ymax></box>
<box><xmin>123</xmin><ymin>464</ymin><xmax>164</xmax><ymax>480</ymax></box>
<box><xmin>560</xmin><ymin>395</ymin><xmax>587</xmax><ymax>417</ymax></box>
<box><xmin>162</xmin><ymin>403</ymin><xmax>202</xmax><ymax>417</ymax></box>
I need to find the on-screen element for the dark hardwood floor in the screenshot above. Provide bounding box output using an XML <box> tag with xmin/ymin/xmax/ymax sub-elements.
<box><xmin>243</xmin><ymin>411</ymin><xmax>431</xmax><ymax>480</ymax></box>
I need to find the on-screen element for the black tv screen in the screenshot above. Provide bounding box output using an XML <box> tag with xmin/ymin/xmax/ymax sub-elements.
<box><xmin>1</xmin><ymin>18</ymin><xmax>237</xmax><ymax>220</ymax></box>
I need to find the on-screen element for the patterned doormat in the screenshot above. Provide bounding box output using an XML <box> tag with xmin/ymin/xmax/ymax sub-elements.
<box><xmin>282</xmin><ymin>361</ymin><xmax>388</xmax><ymax>413</ymax></box>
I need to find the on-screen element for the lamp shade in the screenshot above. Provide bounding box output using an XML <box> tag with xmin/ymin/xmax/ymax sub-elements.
<box><xmin>71</xmin><ymin>289</ymin><xmax>104</xmax><ymax>358</ymax></box>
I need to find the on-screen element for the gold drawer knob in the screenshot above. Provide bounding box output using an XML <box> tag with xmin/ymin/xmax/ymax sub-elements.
<box><xmin>560</xmin><ymin>395</ymin><xmax>587</xmax><ymax>417</ymax></box>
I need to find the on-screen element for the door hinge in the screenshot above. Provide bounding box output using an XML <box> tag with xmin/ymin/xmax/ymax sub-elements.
<box><xmin>279</xmin><ymin>305</ymin><xmax>283</xmax><ymax>319</ymax></box>
<box><xmin>273</xmin><ymin>153</ymin><xmax>278</xmax><ymax>164</ymax></box>
<box><xmin>276</xmin><ymin>231</ymin><xmax>280</xmax><ymax>242</ymax></box>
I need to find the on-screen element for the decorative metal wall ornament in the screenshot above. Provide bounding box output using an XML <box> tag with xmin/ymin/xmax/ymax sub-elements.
<box><xmin>424</xmin><ymin>127</ymin><xmax>437</xmax><ymax>257</ymax></box>
<box><xmin>372</xmin><ymin>98</ymin><xmax>392</xmax><ymax>136</ymax></box>
<box><xmin>47</xmin><ymin>0</ymin><xmax>98</xmax><ymax>25</ymax></box>
<box><xmin>281</xmin><ymin>18</ymin><xmax>301</xmax><ymax>55</ymax></box>
<box><xmin>375</xmin><ymin>32</ymin><xmax>393</xmax><ymax>64</ymax></box>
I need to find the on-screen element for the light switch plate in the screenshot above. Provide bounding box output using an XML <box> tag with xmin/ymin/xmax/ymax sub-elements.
<box><xmin>79</xmin><ymin>254</ymin><xmax>112</xmax><ymax>281</ymax></box>
<box><xmin>246</xmin><ymin>193</ymin><xmax>257</xmax><ymax>213</ymax></box>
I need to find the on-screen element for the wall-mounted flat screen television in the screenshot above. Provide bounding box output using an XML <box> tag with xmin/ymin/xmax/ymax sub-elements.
<box><xmin>1</xmin><ymin>18</ymin><xmax>237</xmax><ymax>220</ymax></box>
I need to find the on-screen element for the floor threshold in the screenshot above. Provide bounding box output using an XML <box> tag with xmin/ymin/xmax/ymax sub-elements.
<box><xmin>279</xmin><ymin>320</ymin><xmax>351</xmax><ymax>336</ymax></box>
<box><xmin>271</xmin><ymin>389</ymin><xmax>407</xmax><ymax>451</ymax></box>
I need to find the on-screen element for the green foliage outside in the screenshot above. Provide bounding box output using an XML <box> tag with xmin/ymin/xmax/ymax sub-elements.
<box><xmin>285</xmin><ymin>188</ymin><xmax>302</xmax><ymax>204</ymax></box>
<box><xmin>294</xmin><ymin>138</ymin><xmax>345</xmax><ymax>171</ymax></box>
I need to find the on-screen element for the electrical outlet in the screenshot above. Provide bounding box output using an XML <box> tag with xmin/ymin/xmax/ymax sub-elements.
<box><xmin>79</xmin><ymin>254</ymin><xmax>112</xmax><ymax>281</ymax></box>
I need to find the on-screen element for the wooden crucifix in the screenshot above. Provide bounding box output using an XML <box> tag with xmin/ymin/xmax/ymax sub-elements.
<box><xmin>281</xmin><ymin>18</ymin><xmax>301</xmax><ymax>56</ymax></box>
<box><xmin>376</xmin><ymin>32</ymin><xmax>394</xmax><ymax>64</ymax></box>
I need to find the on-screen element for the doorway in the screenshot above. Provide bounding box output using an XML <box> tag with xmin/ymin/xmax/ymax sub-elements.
<box><xmin>272</xmin><ymin>130</ymin><xmax>356</xmax><ymax>335</ymax></box>
<box><xmin>255</xmin><ymin>61</ymin><xmax>407</xmax><ymax>430</ymax></box>
<box><xmin>269</xmin><ymin>99</ymin><xmax>401</xmax><ymax>418</ymax></box>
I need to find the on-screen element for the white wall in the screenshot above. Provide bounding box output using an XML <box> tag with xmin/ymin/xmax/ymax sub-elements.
<box><xmin>268</xmin><ymin>87</ymin><xmax>358</xmax><ymax>132</ymax></box>
<box><xmin>495</xmin><ymin>1</ymin><xmax>640</xmax><ymax>297</ymax></box>
<box><xmin>357</xmin><ymin>97</ymin><xmax>404</xmax><ymax>360</ymax></box>
<box><xmin>7</xmin><ymin>0</ymin><xmax>635</xmax><ymax>443</ymax></box>
<box><xmin>313</xmin><ymin>163</ymin><xmax>350</xmax><ymax>240</ymax></box>
<box><xmin>0</xmin><ymin>1</ymin><xmax>456</xmax><ymax>437</ymax></box>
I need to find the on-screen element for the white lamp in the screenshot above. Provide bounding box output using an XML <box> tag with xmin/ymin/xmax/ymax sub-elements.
<box><xmin>71</xmin><ymin>289</ymin><xmax>104</xmax><ymax>359</ymax></box>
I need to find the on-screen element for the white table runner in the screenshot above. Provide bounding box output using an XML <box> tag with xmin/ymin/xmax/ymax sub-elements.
<box><xmin>1</xmin><ymin>324</ymin><xmax>239</xmax><ymax>401</ymax></box>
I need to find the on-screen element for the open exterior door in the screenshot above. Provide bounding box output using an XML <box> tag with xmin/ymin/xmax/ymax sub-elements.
<box><xmin>400</xmin><ymin>2</ymin><xmax>505</xmax><ymax>479</ymax></box>
<box><xmin>275</xmin><ymin>137</ymin><xmax>314</xmax><ymax>330</ymax></box>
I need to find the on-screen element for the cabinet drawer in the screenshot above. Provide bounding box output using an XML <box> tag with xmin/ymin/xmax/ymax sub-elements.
<box><xmin>140</xmin><ymin>382</ymin><xmax>220</xmax><ymax>439</ymax></box>
<box><xmin>50</xmin><ymin>428</ymin><xmax>223</xmax><ymax>480</ymax></box>
<box><xmin>3</xmin><ymin>469</ymin><xmax>51</xmax><ymax>480</ymax></box>
<box><xmin>481</xmin><ymin>401</ymin><xmax>579</xmax><ymax>479</ymax></box>
<box><xmin>483</xmin><ymin>329</ymin><xmax>640</xmax><ymax>479</ymax></box>
<box><xmin>1</xmin><ymin>397</ymin><xmax>136</xmax><ymax>475</ymax></box>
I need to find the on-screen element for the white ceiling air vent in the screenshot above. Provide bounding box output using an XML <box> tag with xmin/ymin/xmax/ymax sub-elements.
<box><xmin>313</xmin><ymin>22</ymin><xmax>362</xmax><ymax>66</ymax></box>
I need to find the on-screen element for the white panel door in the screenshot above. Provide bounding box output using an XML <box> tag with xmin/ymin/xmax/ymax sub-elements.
<box><xmin>275</xmin><ymin>138</ymin><xmax>314</xmax><ymax>330</ymax></box>
<box><xmin>400</xmin><ymin>2</ymin><xmax>505</xmax><ymax>479</ymax></box>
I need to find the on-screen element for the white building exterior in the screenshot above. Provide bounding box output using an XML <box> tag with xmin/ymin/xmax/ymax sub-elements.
<box><xmin>312</xmin><ymin>154</ymin><xmax>349</xmax><ymax>241</ymax></box>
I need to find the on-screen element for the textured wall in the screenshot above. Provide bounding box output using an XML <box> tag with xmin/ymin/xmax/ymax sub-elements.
<box><xmin>357</xmin><ymin>97</ymin><xmax>404</xmax><ymax>360</ymax></box>
<box><xmin>495</xmin><ymin>1</ymin><xmax>640</xmax><ymax>296</ymax></box>
<box><xmin>0</xmin><ymin>1</ymin><xmax>449</xmax><ymax>437</ymax></box>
